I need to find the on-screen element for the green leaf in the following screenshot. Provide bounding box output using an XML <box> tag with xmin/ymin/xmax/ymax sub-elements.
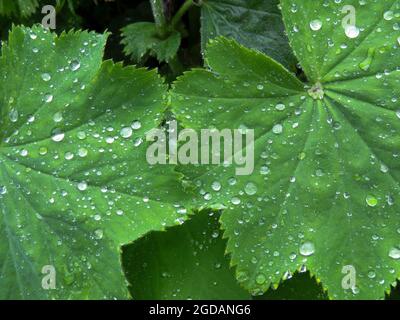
<box><xmin>171</xmin><ymin>0</ymin><xmax>400</xmax><ymax>299</ymax></box>
<box><xmin>0</xmin><ymin>0</ymin><xmax>39</xmax><ymax>17</ymax></box>
<box><xmin>0</xmin><ymin>25</ymin><xmax>190</xmax><ymax>299</ymax></box>
<box><xmin>122</xmin><ymin>210</ymin><xmax>250</xmax><ymax>300</ymax></box>
<box><xmin>200</xmin><ymin>0</ymin><xmax>296</xmax><ymax>69</ymax></box>
<box><xmin>121</xmin><ymin>22</ymin><xmax>181</xmax><ymax>63</ymax></box>
<box><xmin>259</xmin><ymin>272</ymin><xmax>328</xmax><ymax>300</ymax></box>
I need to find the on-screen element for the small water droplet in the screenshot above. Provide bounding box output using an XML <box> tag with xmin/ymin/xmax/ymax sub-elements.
<box><xmin>70</xmin><ymin>60</ymin><xmax>81</xmax><ymax>71</ymax></box>
<box><xmin>366</xmin><ymin>195</ymin><xmax>378</xmax><ymax>207</ymax></box>
<box><xmin>131</xmin><ymin>120</ymin><xmax>141</xmax><ymax>130</ymax></box>
<box><xmin>272</xmin><ymin>124</ymin><xmax>283</xmax><ymax>134</ymax></box>
<box><xmin>244</xmin><ymin>182</ymin><xmax>257</xmax><ymax>195</ymax></box>
<box><xmin>41</xmin><ymin>73</ymin><xmax>51</xmax><ymax>82</ymax></box>
<box><xmin>77</xmin><ymin>181</ymin><xmax>88</xmax><ymax>191</ymax></box>
<box><xmin>255</xmin><ymin>273</ymin><xmax>266</xmax><ymax>285</ymax></box>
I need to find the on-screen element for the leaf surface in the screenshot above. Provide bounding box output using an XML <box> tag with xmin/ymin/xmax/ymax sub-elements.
<box><xmin>200</xmin><ymin>0</ymin><xmax>296</xmax><ymax>69</ymax></box>
<box><xmin>122</xmin><ymin>210</ymin><xmax>250</xmax><ymax>300</ymax></box>
<box><xmin>121</xmin><ymin>22</ymin><xmax>181</xmax><ymax>63</ymax></box>
<box><xmin>0</xmin><ymin>25</ymin><xmax>190</xmax><ymax>299</ymax></box>
<box><xmin>171</xmin><ymin>0</ymin><xmax>400</xmax><ymax>299</ymax></box>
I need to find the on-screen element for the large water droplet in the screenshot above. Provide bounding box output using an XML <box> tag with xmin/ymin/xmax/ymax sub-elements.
<box><xmin>299</xmin><ymin>241</ymin><xmax>315</xmax><ymax>256</ymax></box>
<box><xmin>120</xmin><ymin>127</ymin><xmax>133</xmax><ymax>139</ymax></box>
<box><xmin>388</xmin><ymin>247</ymin><xmax>400</xmax><ymax>259</ymax></box>
<box><xmin>309</xmin><ymin>19</ymin><xmax>322</xmax><ymax>31</ymax></box>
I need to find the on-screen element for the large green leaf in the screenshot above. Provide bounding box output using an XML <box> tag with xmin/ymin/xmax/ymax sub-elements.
<box><xmin>200</xmin><ymin>0</ymin><xmax>296</xmax><ymax>69</ymax></box>
<box><xmin>171</xmin><ymin>0</ymin><xmax>400</xmax><ymax>299</ymax></box>
<box><xmin>122</xmin><ymin>210</ymin><xmax>250</xmax><ymax>300</ymax></box>
<box><xmin>0</xmin><ymin>25</ymin><xmax>190</xmax><ymax>299</ymax></box>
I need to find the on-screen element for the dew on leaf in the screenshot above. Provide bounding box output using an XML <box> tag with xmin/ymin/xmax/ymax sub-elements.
<box><xmin>120</xmin><ymin>127</ymin><xmax>133</xmax><ymax>138</ymax></box>
<box><xmin>51</xmin><ymin>129</ymin><xmax>65</xmax><ymax>142</ymax></box>
<box><xmin>272</xmin><ymin>124</ymin><xmax>283</xmax><ymax>134</ymax></box>
<box><xmin>70</xmin><ymin>60</ymin><xmax>81</xmax><ymax>71</ymax></box>
<box><xmin>0</xmin><ymin>186</ymin><xmax>7</xmax><ymax>195</ymax></box>
<box><xmin>44</xmin><ymin>93</ymin><xmax>53</xmax><ymax>103</ymax></box>
<box><xmin>309</xmin><ymin>19</ymin><xmax>322</xmax><ymax>31</ymax></box>
<box><xmin>244</xmin><ymin>182</ymin><xmax>257</xmax><ymax>195</ymax></box>
<box><xmin>41</xmin><ymin>73</ymin><xmax>51</xmax><ymax>81</ymax></box>
<box><xmin>211</xmin><ymin>181</ymin><xmax>221</xmax><ymax>191</ymax></box>
<box><xmin>53</xmin><ymin>112</ymin><xmax>63</xmax><ymax>122</ymax></box>
<box><xmin>299</xmin><ymin>241</ymin><xmax>315</xmax><ymax>256</ymax></box>
<box><xmin>345</xmin><ymin>25</ymin><xmax>360</xmax><ymax>39</ymax></box>
<box><xmin>9</xmin><ymin>109</ymin><xmax>18</xmax><ymax>122</ymax></box>
<box><xmin>388</xmin><ymin>247</ymin><xmax>400</xmax><ymax>259</ymax></box>
<box><xmin>366</xmin><ymin>195</ymin><xmax>378</xmax><ymax>207</ymax></box>
<box><xmin>255</xmin><ymin>273</ymin><xmax>266</xmax><ymax>285</ymax></box>
<box><xmin>383</xmin><ymin>10</ymin><xmax>394</xmax><ymax>21</ymax></box>
<box><xmin>77</xmin><ymin>181</ymin><xmax>88</xmax><ymax>191</ymax></box>
<box><xmin>131</xmin><ymin>120</ymin><xmax>142</xmax><ymax>130</ymax></box>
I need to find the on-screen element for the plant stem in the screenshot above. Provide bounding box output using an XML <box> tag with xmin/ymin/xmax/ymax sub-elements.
<box><xmin>170</xmin><ymin>0</ymin><xmax>194</xmax><ymax>29</ymax></box>
<box><xmin>150</xmin><ymin>0</ymin><xmax>168</xmax><ymax>37</ymax></box>
<box><xmin>168</xmin><ymin>55</ymin><xmax>184</xmax><ymax>78</ymax></box>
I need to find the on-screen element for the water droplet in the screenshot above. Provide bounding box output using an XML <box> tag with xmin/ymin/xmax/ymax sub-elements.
<box><xmin>231</xmin><ymin>197</ymin><xmax>241</xmax><ymax>205</ymax></box>
<box><xmin>366</xmin><ymin>195</ymin><xmax>378</xmax><ymax>207</ymax></box>
<box><xmin>9</xmin><ymin>109</ymin><xmax>18</xmax><ymax>122</ymax></box>
<box><xmin>309</xmin><ymin>19</ymin><xmax>322</xmax><ymax>31</ymax></box>
<box><xmin>256</xmin><ymin>84</ymin><xmax>264</xmax><ymax>90</ymax></box>
<box><xmin>41</xmin><ymin>73</ymin><xmax>51</xmax><ymax>82</ymax></box>
<box><xmin>64</xmin><ymin>152</ymin><xmax>74</xmax><ymax>160</ymax></box>
<box><xmin>51</xmin><ymin>129</ymin><xmax>65</xmax><ymax>142</ymax></box>
<box><xmin>299</xmin><ymin>241</ymin><xmax>315</xmax><ymax>256</ymax></box>
<box><xmin>383</xmin><ymin>10</ymin><xmax>394</xmax><ymax>21</ymax></box>
<box><xmin>120</xmin><ymin>127</ymin><xmax>133</xmax><ymax>139</ymax></box>
<box><xmin>70</xmin><ymin>60</ymin><xmax>81</xmax><ymax>71</ymax></box>
<box><xmin>78</xmin><ymin>148</ymin><xmax>88</xmax><ymax>157</ymax></box>
<box><xmin>53</xmin><ymin>112</ymin><xmax>63</xmax><ymax>123</ymax></box>
<box><xmin>44</xmin><ymin>94</ymin><xmax>53</xmax><ymax>103</ymax></box>
<box><xmin>367</xmin><ymin>270</ymin><xmax>376</xmax><ymax>279</ymax></box>
<box><xmin>39</xmin><ymin>147</ymin><xmax>48</xmax><ymax>155</ymax></box>
<box><xmin>272</xmin><ymin>124</ymin><xmax>283</xmax><ymax>134</ymax></box>
<box><xmin>345</xmin><ymin>25</ymin><xmax>360</xmax><ymax>38</ymax></box>
<box><xmin>0</xmin><ymin>186</ymin><xmax>7</xmax><ymax>195</ymax></box>
<box><xmin>275</xmin><ymin>103</ymin><xmax>285</xmax><ymax>111</ymax></box>
<box><xmin>255</xmin><ymin>273</ymin><xmax>266</xmax><ymax>285</ymax></box>
<box><xmin>94</xmin><ymin>229</ymin><xmax>103</xmax><ymax>239</ymax></box>
<box><xmin>211</xmin><ymin>181</ymin><xmax>221</xmax><ymax>191</ymax></box>
<box><xmin>77</xmin><ymin>181</ymin><xmax>87</xmax><ymax>191</ymax></box>
<box><xmin>244</xmin><ymin>182</ymin><xmax>257</xmax><ymax>195</ymax></box>
<box><xmin>20</xmin><ymin>149</ymin><xmax>28</xmax><ymax>157</ymax></box>
<box><xmin>131</xmin><ymin>120</ymin><xmax>141</xmax><ymax>130</ymax></box>
<box><xmin>388</xmin><ymin>247</ymin><xmax>400</xmax><ymax>259</ymax></box>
